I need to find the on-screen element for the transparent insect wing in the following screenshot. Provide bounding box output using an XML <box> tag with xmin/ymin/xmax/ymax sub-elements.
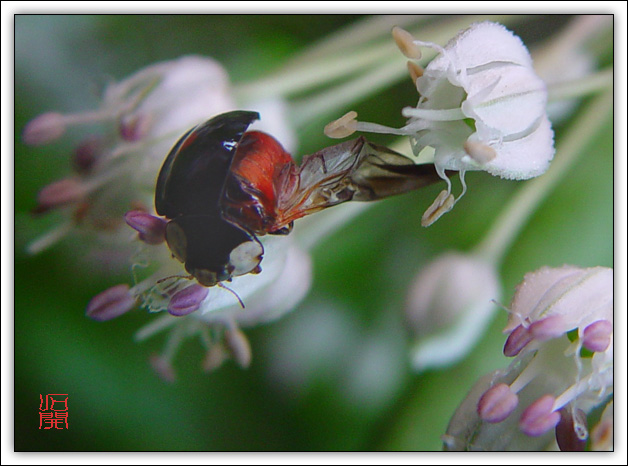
<box><xmin>271</xmin><ymin>137</ymin><xmax>444</xmax><ymax>230</ymax></box>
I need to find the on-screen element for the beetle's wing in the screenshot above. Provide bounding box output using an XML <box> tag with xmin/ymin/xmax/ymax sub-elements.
<box><xmin>155</xmin><ymin>111</ymin><xmax>260</xmax><ymax>219</ymax></box>
<box><xmin>166</xmin><ymin>214</ymin><xmax>263</xmax><ymax>287</ymax></box>
<box><xmin>272</xmin><ymin>137</ymin><xmax>443</xmax><ymax>228</ymax></box>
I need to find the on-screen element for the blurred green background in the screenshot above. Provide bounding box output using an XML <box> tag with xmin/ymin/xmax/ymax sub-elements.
<box><xmin>14</xmin><ymin>14</ymin><xmax>612</xmax><ymax>451</ymax></box>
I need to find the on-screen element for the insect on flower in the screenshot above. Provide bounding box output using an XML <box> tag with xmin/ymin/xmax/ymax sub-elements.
<box><xmin>154</xmin><ymin>110</ymin><xmax>444</xmax><ymax>293</ymax></box>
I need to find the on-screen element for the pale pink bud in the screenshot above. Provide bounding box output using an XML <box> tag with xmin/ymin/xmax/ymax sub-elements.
<box><xmin>519</xmin><ymin>395</ymin><xmax>561</xmax><ymax>437</ymax></box>
<box><xmin>36</xmin><ymin>177</ymin><xmax>87</xmax><ymax>212</ymax></box>
<box><xmin>22</xmin><ymin>112</ymin><xmax>66</xmax><ymax>145</ymax></box>
<box><xmin>528</xmin><ymin>315</ymin><xmax>565</xmax><ymax>341</ymax></box>
<box><xmin>477</xmin><ymin>383</ymin><xmax>519</xmax><ymax>423</ymax></box>
<box><xmin>86</xmin><ymin>284</ymin><xmax>136</xmax><ymax>321</ymax></box>
<box><xmin>582</xmin><ymin>319</ymin><xmax>612</xmax><ymax>352</ymax></box>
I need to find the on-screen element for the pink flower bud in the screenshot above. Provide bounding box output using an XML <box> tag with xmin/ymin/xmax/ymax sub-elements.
<box><xmin>582</xmin><ymin>319</ymin><xmax>612</xmax><ymax>352</ymax></box>
<box><xmin>477</xmin><ymin>383</ymin><xmax>519</xmax><ymax>423</ymax></box>
<box><xmin>86</xmin><ymin>284</ymin><xmax>136</xmax><ymax>321</ymax></box>
<box><xmin>528</xmin><ymin>315</ymin><xmax>565</xmax><ymax>341</ymax></box>
<box><xmin>22</xmin><ymin>112</ymin><xmax>66</xmax><ymax>145</ymax></box>
<box><xmin>36</xmin><ymin>177</ymin><xmax>87</xmax><ymax>212</ymax></box>
<box><xmin>519</xmin><ymin>395</ymin><xmax>561</xmax><ymax>437</ymax></box>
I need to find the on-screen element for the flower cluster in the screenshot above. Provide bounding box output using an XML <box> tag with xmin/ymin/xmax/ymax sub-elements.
<box><xmin>443</xmin><ymin>265</ymin><xmax>613</xmax><ymax>451</ymax></box>
<box><xmin>24</xmin><ymin>55</ymin><xmax>308</xmax><ymax>378</ymax></box>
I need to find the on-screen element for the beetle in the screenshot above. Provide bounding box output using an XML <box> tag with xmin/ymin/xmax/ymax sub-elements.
<box><xmin>155</xmin><ymin>110</ymin><xmax>443</xmax><ymax>288</ymax></box>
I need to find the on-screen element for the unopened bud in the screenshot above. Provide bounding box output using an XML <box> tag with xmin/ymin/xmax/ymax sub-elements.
<box><xmin>86</xmin><ymin>284</ymin><xmax>136</xmax><ymax>321</ymax></box>
<box><xmin>406</xmin><ymin>252</ymin><xmax>500</xmax><ymax>371</ymax></box>
<box><xmin>22</xmin><ymin>112</ymin><xmax>66</xmax><ymax>145</ymax></box>
<box><xmin>477</xmin><ymin>383</ymin><xmax>519</xmax><ymax>423</ymax></box>
<box><xmin>582</xmin><ymin>319</ymin><xmax>612</xmax><ymax>352</ymax></box>
<box><xmin>519</xmin><ymin>395</ymin><xmax>560</xmax><ymax>437</ymax></box>
<box><xmin>36</xmin><ymin>177</ymin><xmax>87</xmax><ymax>212</ymax></box>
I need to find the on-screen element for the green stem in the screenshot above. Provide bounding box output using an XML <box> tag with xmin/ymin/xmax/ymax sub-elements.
<box><xmin>473</xmin><ymin>90</ymin><xmax>612</xmax><ymax>265</ymax></box>
<box><xmin>547</xmin><ymin>67</ymin><xmax>613</xmax><ymax>103</ymax></box>
<box><xmin>234</xmin><ymin>15</ymin><xmax>519</xmax><ymax>105</ymax></box>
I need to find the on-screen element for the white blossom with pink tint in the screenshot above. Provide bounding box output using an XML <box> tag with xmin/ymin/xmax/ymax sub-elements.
<box><xmin>443</xmin><ymin>265</ymin><xmax>613</xmax><ymax>451</ymax></box>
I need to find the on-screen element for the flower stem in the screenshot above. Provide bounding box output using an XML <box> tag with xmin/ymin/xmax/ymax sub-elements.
<box><xmin>547</xmin><ymin>67</ymin><xmax>613</xmax><ymax>103</ymax></box>
<box><xmin>473</xmin><ymin>90</ymin><xmax>612</xmax><ymax>265</ymax></box>
<box><xmin>234</xmin><ymin>15</ymin><xmax>519</xmax><ymax>106</ymax></box>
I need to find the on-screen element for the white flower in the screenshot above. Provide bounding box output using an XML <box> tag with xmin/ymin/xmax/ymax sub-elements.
<box><xmin>405</xmin><ymin>252</ymin><xmax>500</xmax><ymax>371</ymax></box>
<box><xmin>443</xmin><ymin>265</ymin><xmax>613</xmax><ymax>451</ymax></box>
<box><xmin>330</xmin><ymin>21</ymin><xmax>555</xmax><ymax>225</ymax></box>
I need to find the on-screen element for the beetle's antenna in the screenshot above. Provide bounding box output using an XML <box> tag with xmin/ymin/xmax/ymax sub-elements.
<box><xmin>218</xmin><ymin>283</ymin><xmax>245</xmax><ymax>309</ymax></box>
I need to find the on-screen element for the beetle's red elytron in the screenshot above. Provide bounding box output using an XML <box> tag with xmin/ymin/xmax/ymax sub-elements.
<box><xmin>155</xmin><ymin>111</ymin><xmax>442</xmax><ymax>287</ymax></box>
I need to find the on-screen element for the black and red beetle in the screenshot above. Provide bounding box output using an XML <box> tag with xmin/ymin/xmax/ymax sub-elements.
<box><xmin>155</xmin><ymin>110</ymin><xmax>442</xmax><ymax>288</ymax></box>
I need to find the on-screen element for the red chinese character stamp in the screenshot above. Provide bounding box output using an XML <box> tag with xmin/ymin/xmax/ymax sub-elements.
<box><xmin>39</xmin><ymin>394</ymin><xmax>69</xmax><ymax>429</ymax></box>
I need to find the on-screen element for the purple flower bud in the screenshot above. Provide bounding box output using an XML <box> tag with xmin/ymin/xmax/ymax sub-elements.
<box><xmin>582</xmin><ymin>319</ymin><xmax>612</xmax><ymax>352</ymax></box>
<box><xmin>519</xmin><ymin>395</ymin><xmax>561</xmax><ymax>437</ymax></box>
<box><xmin>86</xmin><ymin>284</ymin><xmax>136</xmax><ymax>321</ymax></box>
<box><xmin>124</xmin><ymin>210</ymin><xmax>167</xmax><ymax>245</ymax></box>
<box><xmin>503</xmin><ymin>324</ymin><xmax>533</xmax><ymax>357</ymax></box>
<box><xmin>167</xmin><ymin>284</ymin><xmax>209</xmax><ymax>316</ymax></box>
<box><xmin>22</xmin><ymin>112</ymin><xmax>66</xmax><ymax>145</ymax></box>
<box><xmin>477</xmin><ymin>383</ymin><xmax>519</xmax><ymax>423</ymax></box>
